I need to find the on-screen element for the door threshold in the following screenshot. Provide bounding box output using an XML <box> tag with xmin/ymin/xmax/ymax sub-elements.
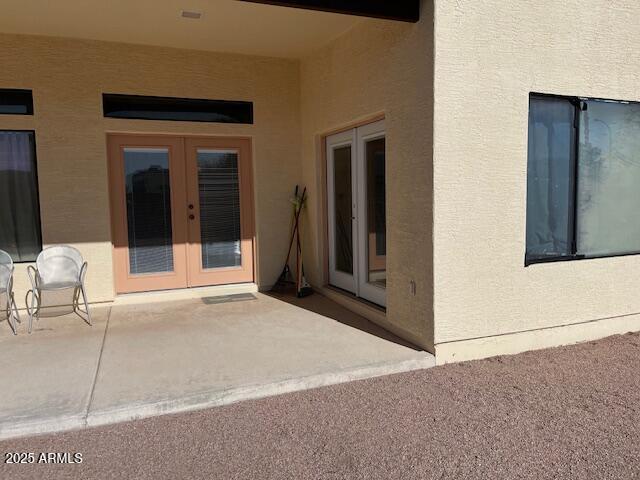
<box><xmin>320</xmin><ymin>285</ymin><xmax>386</xmax><ymax>319</ymax></box>
<box><xmin>324</xmin><ymin>284</ymin><xmax>386</xmax><ymax>312</ymax></box>
<box><xmin>114</xmin><ymin>283</ymin><xmax>258</xmax><ymax>306</ymax></box>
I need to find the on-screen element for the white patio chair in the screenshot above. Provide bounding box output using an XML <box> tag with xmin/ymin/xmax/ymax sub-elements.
<box><xmin>27</xmin><ymin>245</ymin><xmax>92</xmax><ymax>333</ymax></box>
<box><xmin>0</xmin><ymin>249</ymin><xmax>20</xmax><ymax>335</ymax></box>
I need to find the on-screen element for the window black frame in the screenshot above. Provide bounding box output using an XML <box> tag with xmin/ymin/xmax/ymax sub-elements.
<box><xmin>525</xmin><ymin>92</ymin><xmax>640</xmax><ymax>266</ymax></box>
<box><xmin>102</xmin><ymin>93</ymin><xmax>254</xmax><ymax>124</ymax></box>
<box><xmin>0</xmin><ymin>129</ymin><xmax>43</xmax><ymax>263</ymax></box>
<box><xmin>0</xmin><ymin>89</ymin><xmax>34</xmax><ymax>115</ymax></box>
<box><xmin>237</xmin><ymin>0</ymin><xmax>420</xmax><ymax>22</ymax></box>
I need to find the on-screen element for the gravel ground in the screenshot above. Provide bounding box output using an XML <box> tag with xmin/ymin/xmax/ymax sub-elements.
<box><xmin>1</xmin><ymin>332</ymin><xmax>639</xmax><ymax>480</ymax></box>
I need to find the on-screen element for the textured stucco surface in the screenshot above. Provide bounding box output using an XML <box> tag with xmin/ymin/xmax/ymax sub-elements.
<box><xmin>300</xmin><ymin>0</ymin><xmax>435</xmax><ymax>350</ymax></box>
<box><xmin>433</xmin><ymin>1</ymin><xmax>640</xmax><ymax>350</ymax></box>
<box><xmin>0</xmin><ymin>33</ymin><xmax>301</xmax><ymax>303</ymax></box>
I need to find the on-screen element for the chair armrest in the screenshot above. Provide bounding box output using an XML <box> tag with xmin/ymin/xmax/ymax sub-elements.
<box><xmin>7</xmin><ymin>266</ymin><xmax>14</xmax><ymax>294</ymax></box>
<box><xmin>79</xmin><ymin>262</ymin><xmax>88</xmax><ymax>284</ymax></box>
<box><xmin>27</xmin><ymin>265</ymin><xmax>39</xmax><ymax>290</ymax></box>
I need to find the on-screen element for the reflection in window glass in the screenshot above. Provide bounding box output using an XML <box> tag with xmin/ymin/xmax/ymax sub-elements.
<box><xmin>525</xmin><ymin>97</ymin><xmax>575</xmax><ymax>262</ymax></box>
<box><xmin>577</xmin><ymin>101</ymin><xmax>640</xmax><ymax>256</ymax></box>
<box><xmin>333</xmin><ymin>146</ymin><xmax>353</xmax><ymax>274</ymax></box>
<box><xmin>124</xmin><ymin>148</ymin><xmax>174</xmax><ymax>274</ymax></box>
<box><xmin>366</xmin><ymin>137</ymin><xmax>386</xmax><ymax>288</ymax></box>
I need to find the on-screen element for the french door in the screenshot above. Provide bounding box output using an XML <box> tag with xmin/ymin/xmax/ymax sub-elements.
<box><xmin>107</xmin><ymin>134</ymin><xmax>254</xmax><ymax>294</ymax></box>
<box><xmin>326</xmin><ymin>119</ymin><xmax>386</xmax><ymax>307</ymax></box>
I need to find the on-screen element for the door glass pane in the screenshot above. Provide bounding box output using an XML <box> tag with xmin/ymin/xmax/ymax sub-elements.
<box><xmin>366</xmin><ymin>137</ymin><xmax>386</xmax><ymax>288</ymax></box>
<box><xmin>124</xmin><ymin>148</ymin><xmax>174</xmax><ymax>274</ymax></box>
<box><xmin>525</xmin><ymin>96</ymin><xmax>575</xmax><ymax>262</ymax></box>
<box><xmin>333</xmin><ymin>146</ymin><xmax>353</xmax><ymax>274</ymax></box>
<box><xmin>577</xmin><ymin>100</ymin><xmax>640</xmax><ymax>256</ymax></box>
<box><xmin>197</xmin><ymin>150</ymin><xmax>242</xmax><ymax>269</ymax></box>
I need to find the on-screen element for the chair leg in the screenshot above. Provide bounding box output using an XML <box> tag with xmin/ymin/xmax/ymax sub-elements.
<box><xmin>6</xmin><ymin>300</ymin><xmax>16</xmax><ymax>335</ymax></box>
<box><xmin>11</xmin><ymin>294</ymin><xmax>21</xmax><ymax>324</ymax></box>
<box><xmin>72</xmin><ymin>287</ymin><xmax>80</xmax><ymax>313</ymax></box>
<box><xmin>10</xmin><ymin>312</ymin><xmax>17</xmax><ymax>335</ymax></box>
<box><xmin>81</xmin><ymin>284</ymin><xmax>92</xmax><ymax>326</ymax></box>
<box><xmin>10</xmin><ymin>295</ymin><xmax>19</xmax><ymax>334</ymax></box>
<box><xmin>28</xmin><ymin>290</ymin><xmax>38</xmax><ymax>334</ymax></box>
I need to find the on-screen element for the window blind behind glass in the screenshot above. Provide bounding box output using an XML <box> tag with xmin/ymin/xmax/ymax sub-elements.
<box><xmin>197</xmin><ymin>150</ymin><xmax>242</xmax><ymax>269</ymax></box>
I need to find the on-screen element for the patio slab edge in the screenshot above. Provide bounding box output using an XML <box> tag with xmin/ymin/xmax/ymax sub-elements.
<box><xmin>86</xmin><ymin>355</ymin><xmax>435</xmax><ymax>427</ymax></box>
<box><xmin>0</xmin><ymin>355</ymin><xmax>435</xmax><ymax>441</ymax></box>
<box><xmin>0</xmin><ymin>415</ymin><xmax>86</xmax><ymax>441</ymax></box>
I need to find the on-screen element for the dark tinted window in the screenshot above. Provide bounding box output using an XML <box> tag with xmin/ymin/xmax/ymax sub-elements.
<box><xmin>526</xmin><ymin>94</ymin><xmax>640</xmax><ymax>265</ymax></box>
<box><xmin>526</xmin><ymin>96</ymin><xmax>575</xmax><ymax>262</ymax></box>
<box><xmin>0</xmin><ymin>131</ymin><xmax>42</xmax><ymax>262</ymax></box>
<box><xmin>0</xmin><ymin>89</ymin><xmax>33</xmax><ymax>115</ymax></box>
<box><xmin>103</xmin><ymin>94</ymin><xmax>253</xmax><ymax>124</ymax></box>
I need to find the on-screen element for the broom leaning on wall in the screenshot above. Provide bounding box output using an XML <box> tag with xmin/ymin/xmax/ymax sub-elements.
<box><xmin>295</xmin><ymin>191</ymin><xmax>313</xmax><ymax>298</ymax></box>
<box><xmin>272</xmin><ymin>186</ymin><xmax>312</xmax><ymax>297</ymax></box>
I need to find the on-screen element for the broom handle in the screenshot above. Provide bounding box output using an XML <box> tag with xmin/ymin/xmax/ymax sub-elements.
<box><xmin>283</xmin><ymin>187</ymin><xmax>306</xmax><ymax>267</ymax></box>
<box><xmin>296</xmin><ymin>205</ymin><xmax>303</xmax><ymax>291</ymax></box>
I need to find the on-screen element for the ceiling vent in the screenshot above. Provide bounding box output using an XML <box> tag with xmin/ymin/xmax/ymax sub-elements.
<box><xmin>181</xmin><ymin>10</ymin><xmax>202</xmax><ymax>19</ymax></box>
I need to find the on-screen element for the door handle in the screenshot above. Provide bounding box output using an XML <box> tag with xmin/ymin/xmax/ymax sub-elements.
<box><xmin>189</xmin><ymin>214</ymin><xmax>195</xmax><ymax>220</ymax></box>
<box><xmin>188</xmin><ymin>204</ymin><xmax>194</xmax><ymax>210</ymax></box>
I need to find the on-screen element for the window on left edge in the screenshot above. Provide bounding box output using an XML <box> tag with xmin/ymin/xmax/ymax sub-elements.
<box><xmin>0</xmin><ymin>131</ymin><xmax>43</xmax><ymax>262</ymax></box>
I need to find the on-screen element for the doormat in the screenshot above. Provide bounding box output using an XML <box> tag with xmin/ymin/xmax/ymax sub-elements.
<box><xmin>201</xmin><ymin>293</ymin><xmax>257</xmax><ymax>305</ymax></box>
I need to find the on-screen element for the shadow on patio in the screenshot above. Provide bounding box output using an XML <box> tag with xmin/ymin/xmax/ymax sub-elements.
<box><xmin>265</xmin><ymin>290</ymin><xmax>421</xmax><ymax>350</ymax></box>
<box><xmin>0</xmin><ymin>291</ymin><xmax>434</xmax><ymax>440</ymax></box>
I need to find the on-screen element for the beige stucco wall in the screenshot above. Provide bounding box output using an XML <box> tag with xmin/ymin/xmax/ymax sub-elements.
<box><xmin>433</xmin><ymin>0</ymin><xmax>640</xmax><ymax>359</ymax></box>
<box><xmin>0</xmin><ymin>33</ymin><xmax>301</xmax><ymax>304</ymax></box>
<box><xmin>299</xmin><ymin>0</ymin><xmax>435</xmax><ymax>350</ymax></box>
<box><xmin>0</xmin><ymin>21</ymin><xmax>436</xmax><ymax>353</ymax></box>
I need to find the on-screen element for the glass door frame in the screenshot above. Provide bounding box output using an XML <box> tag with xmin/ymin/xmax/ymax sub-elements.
<box><xmin>107</xmin><ymin>134</ymin><xmax>189</xmax><ymax>293</ymax></box>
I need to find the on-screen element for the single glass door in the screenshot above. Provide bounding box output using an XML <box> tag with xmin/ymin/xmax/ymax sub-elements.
<box><xmin>326</xmin><ymin>129</ymin><xmax>357</xmax><ymax>294</ymax></box>
<box><xmin>107</xmin><ymin>135</ymin><xmax>189</xmax><ymax>293</ymax></box>
<box><xmin>356</xmin><ymin>120</ymin><xmax>386</xmax><ymax>306</ymax></box>
<box><xmin>185</xmin><ymin>137</ymin><xmax>254</xmax><ymax>287</ymax></box>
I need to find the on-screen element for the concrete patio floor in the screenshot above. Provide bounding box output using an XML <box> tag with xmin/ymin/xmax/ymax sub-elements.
<box><xmin>0</xmin><ymin>291</ymin><xmax>434</xmax><ymax>440</ymax></box>
<box><xmin>2</xmin><ymin>331</ymin><xmax>638</xmax><ymax>479</ymax></box>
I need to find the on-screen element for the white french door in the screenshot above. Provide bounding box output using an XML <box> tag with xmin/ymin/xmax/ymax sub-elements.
<box><xmin>326</xmin><ymin>119</ymin><xmax>386</xmax><ymax>307</ymax></box>
<box><xmin>327</xmin><ymin>129</ymin><xmax>357</xmax><ymax>294</ymax></box>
